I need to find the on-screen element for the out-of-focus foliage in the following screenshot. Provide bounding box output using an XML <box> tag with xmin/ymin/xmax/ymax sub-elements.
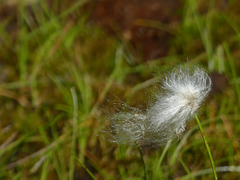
<box><xmin>0</xmin><ymin>0</ymin><xmax>240</xmax><ymax>179</ymax></box>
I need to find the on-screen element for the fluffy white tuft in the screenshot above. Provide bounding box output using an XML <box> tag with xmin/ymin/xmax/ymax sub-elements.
<box><xmin>109</xmin><ymin>65</ymin><xmax>212</xmax><ymax>147</ymax></box>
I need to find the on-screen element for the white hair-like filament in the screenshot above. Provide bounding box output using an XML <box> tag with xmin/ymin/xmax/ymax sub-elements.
<box><xmin>109</xmin><ymin>65</ymin><xmax>212</xmax><ymax>147</ymax></box>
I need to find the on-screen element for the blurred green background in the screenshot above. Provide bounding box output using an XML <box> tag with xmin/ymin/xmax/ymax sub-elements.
<box><xmin>0</xmin><ymin>0</ymin><xmax>240</xmax><ymax>179</ymax></box>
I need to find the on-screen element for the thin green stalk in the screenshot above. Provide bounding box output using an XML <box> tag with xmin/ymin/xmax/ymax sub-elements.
<box><xmin>152</xmin><ymin>140</ymin><xmax>171</xmax><ymax>178</ymax></box>
<box><xmin>224</xmin><ymin>43</ymin><xmax>240</xmax><ymax>107</ymax></box>
<box><xmin>179</xmin><ymin>157</ymin><xmax>195</xmax><ymax>180</ymax></box>
<box><xmin>75</xmin><ymin>157</ymin><xmax>96</xmax><ymax>180</ymax></box>
<box><xmin>194</xmin><ymin>114</ymin><xmax>218</xmax><ymax>180</ymax></box>
<box><xmin>69</xmin><ymin>87</ymin><xmax>78</xmax><ymax>180</ymax></box>
<box><xmin>135</xmin><ymin>143</ymin><xmax>147</xmax><ymax>180</ymax></box>
<box><xmin>158</xmin><ymin>140</ymin><xmax>171</xmax><ymax>167</ymax></box>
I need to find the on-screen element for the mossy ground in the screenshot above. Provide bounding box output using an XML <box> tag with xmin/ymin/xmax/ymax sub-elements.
<box><xmin>0</xmin><ymin>0</ymin><xmax>240</xmax><ymax>179</ymax></box>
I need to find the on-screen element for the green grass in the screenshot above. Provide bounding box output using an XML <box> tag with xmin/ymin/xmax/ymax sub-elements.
<box><xmin>194</xmin><ymin>114</ymin><xmax>218</xmax><ymax>180</ymax></box>
<box><xmin>1</xmin><ymin>0</ymin><xmax>240</xmax><ymax>179</ymax></box>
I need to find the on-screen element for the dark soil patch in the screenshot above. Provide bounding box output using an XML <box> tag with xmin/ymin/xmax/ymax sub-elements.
<box><xmin>89</xmin><ymin>0</ymin><xmax>183</xmax><ymax>61</ymax></box>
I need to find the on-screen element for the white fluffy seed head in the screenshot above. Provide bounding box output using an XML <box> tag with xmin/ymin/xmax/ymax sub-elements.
<box><xmin>108</xmin><ymin>65</ymin><xmax>212</xmax><ymax>147</ymax></box>
<box><xmin>150</xmin><ymin>65</ymin><xmax>211</xmax><ymax>128</ymax></box>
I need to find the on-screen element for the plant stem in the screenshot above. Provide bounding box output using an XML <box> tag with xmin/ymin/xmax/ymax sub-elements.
<box><xmin>135</xmin><ymin>142</ymin><xmax>147</xmax><ymax>180</ymax></box>
<box><xmin>69</xmin><ymin>87</ymin><xmax>78</xmax><ymax>180</ymax></box>
<box><xmin>75</xmin><ymin>157</ymin><xmax>96</xmax><ymax>180</ymax></box>
<box><xmin>194</xmin><ymin>114</ymin><xmax>218</xmax><ymax>180</ymax></box>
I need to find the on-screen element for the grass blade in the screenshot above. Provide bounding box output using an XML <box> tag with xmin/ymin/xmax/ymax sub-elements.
<box><xmin>69</xmin><ymin>87</ymin><xmax>79</xmax><ymax>180</ymax></box>
<box><xmin>194</xmin><ymin>114</ymin><xmax>218</xmax><ymax>180</ymax></box>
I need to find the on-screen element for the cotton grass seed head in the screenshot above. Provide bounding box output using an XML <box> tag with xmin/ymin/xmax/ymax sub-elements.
<box><xmin>108</xmin><ymin>65</ymin><xmax>212</xmax><ymax>147</ymax></box>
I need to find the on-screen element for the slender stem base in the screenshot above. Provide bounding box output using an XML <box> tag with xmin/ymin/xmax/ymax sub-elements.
<box><xmin>194</xmin><ymin>114</ymin><xmax>218</xmax><ymax>180</ymax></box>
<box><xmin>135</xmin><ymin>142</ymin><xmax>147</xmax><ymax>180</ymax></box>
